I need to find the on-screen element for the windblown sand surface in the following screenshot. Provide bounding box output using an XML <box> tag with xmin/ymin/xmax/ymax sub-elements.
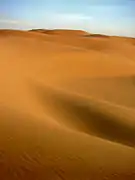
<box><xmin>0</xmin><ymin>29</ymin><xmax>135</xmax><ymax>180</ymax></box>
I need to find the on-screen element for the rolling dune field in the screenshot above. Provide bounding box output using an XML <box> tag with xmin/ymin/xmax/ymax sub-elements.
<box><xmin>0</xmin><ymin>29</ymin><xmax>135</xmax><ymax>179</ymax></box>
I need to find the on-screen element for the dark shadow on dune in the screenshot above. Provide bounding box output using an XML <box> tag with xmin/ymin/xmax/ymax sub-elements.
<box><xmin>29</xmin><ymin>29</ymin><xmax>89</xmax><ymax>36</ymax></box>
<box><xmin>131</xmin><ymin>75</ymin><xmax>135</xmax><ymax>85</ymax></box>
<box><xmin>32</xmin><ymin>83</ymin><xmax>135</xmax><ymax>148</ymax></box>
<box><xmin>84</xmin><ymin>34</ymin><xmax>110</xmax><ymax>38</ymax></box>
<box><xmin>61</xmin><ymin>75</ymin><xmax>135</xmax><ymax>108</ymax></box>
<box><xmin>56</xmin><ymin>97</ymin><xmax>135</xmax><ymax>147</ymax></box>
<box><xmin>29</xmin><ymin>29</ymin><xmax>53</xmax><ymax>35</ymax></box>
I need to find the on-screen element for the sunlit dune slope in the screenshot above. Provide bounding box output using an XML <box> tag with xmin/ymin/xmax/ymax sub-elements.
<box><xmin>0</xmin><ymin>29</ymin><xmax>135</xmax><ymax>179</ymax></box>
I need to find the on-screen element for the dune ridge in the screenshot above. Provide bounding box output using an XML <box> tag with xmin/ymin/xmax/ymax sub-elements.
<box><xmin>30</xmin><ymin>29</ymin><xmax>90</xmax><ymax>36</ymax></box>
<box><xmin>31</xmin><ymin>82</ymin><xmax>135</xmax><ymax>147</ymax></box>
<box><xmin>0</xmin><ymin>29</ymin><xmax>135</xmax><ymax>179</ymax></box>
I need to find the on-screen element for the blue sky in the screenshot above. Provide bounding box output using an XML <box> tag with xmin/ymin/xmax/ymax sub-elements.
<box><xmin>0</xmin><ymin>0</ymin><xmax>135</xmax><ymax>37</ymax></box>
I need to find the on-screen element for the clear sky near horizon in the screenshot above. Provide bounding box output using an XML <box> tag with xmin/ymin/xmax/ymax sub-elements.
<box><xmin>0</xmin><ymin>0</ymin><xmax>135</xmax><ymax>37</ymax></box>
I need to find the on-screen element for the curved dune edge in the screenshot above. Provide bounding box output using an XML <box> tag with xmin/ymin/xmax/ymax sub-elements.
<box><xmin>60</xmin><ymin>75</ymin><xmax>135</xmax><ymax>108</ymax></box>
<box><xmin>1</xmin><ymin>29</ymin><xmax>135</xmax><ymax>179</ymax></box>
<box><xmin>1</xmin><ymin>106</ymin><xmax>135</xmax><ymax>180</ymax></box>
<box><xmin>30</xmin><ymin>82</ymin><xmax>135</xmax><ymax>147</ymax></box>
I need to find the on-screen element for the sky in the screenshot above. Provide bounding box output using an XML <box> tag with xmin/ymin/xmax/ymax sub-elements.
<box><xmin>0</xmin><ymin>0</ymin><xmax>135</xmax><ymax>37</ymax></box>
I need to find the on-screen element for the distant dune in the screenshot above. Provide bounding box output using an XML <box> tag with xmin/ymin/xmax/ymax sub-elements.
<box><xmin>30</xmin><ymin>28</ymin><xmax>90</xmax><ymax>36</ymax></box>
<box><xmin>85</xmin><ymin>34</ymin><xmax>110</xmax><ymax>38</ymax></box>
<box><xmin>0</xmin><ymin>29</ymin><xmax>135</xmax><ymax>180</ymax></box>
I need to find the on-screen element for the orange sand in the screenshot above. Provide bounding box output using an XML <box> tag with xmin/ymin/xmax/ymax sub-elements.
<box><xmin>0</xmin><ymin>29</ymin><xmax>135</xmax><ymax>179</ymax></box>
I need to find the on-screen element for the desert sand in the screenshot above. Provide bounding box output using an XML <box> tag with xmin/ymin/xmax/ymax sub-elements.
<box><xmin>0</xmin><ymin>29</ymin><xmax>135</xmax><ymax>179</ymax></box>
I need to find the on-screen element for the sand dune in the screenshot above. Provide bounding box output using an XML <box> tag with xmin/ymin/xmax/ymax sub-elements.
<box><xmin>0</xmin><ymin>29</ymin><xmax>135</xmax><ymax>179</ymax></box>
<box><xmin>61</xmin><ymin>76</ymin><xmax>135</xmax><ymax>108</ymax></box>
<box><xmin>30</xmin><ymin>29</ymin><xmax>90</xmax><ymax>36</ymax></box>
<box><xmin>85</xmin><ymin>34</ymin><xmax>110</xmax><ymax>38</ymax></box>
<box><xmin>32</xmin><ymin>83</ymin><xmax>135</xmax><ymax>147</ymax></box>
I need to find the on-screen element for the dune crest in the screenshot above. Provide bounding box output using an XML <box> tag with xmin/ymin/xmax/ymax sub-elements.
<box><xmin>30</xmin><ymin>28</ymin><xmax>90</xmax><ymax>36</ymax></box>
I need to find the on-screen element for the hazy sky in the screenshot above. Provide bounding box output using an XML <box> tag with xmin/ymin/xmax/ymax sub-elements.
<box><xmin>0</xmin><ymin>0</ymin><xmax>135</xmax><ymax>37</ymax></box>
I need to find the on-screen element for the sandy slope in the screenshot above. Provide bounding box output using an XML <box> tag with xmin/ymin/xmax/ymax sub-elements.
<box><xmin>0</xmin><ymin>29</ymin><xmax>135</xmax><ymax>180</ymax></box>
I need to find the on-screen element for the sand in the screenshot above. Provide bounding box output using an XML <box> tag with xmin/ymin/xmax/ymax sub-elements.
<box><xmin>0</xmin><ymin>29</ymin><xmax>135</xmax><ymax>180</ymax></box>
